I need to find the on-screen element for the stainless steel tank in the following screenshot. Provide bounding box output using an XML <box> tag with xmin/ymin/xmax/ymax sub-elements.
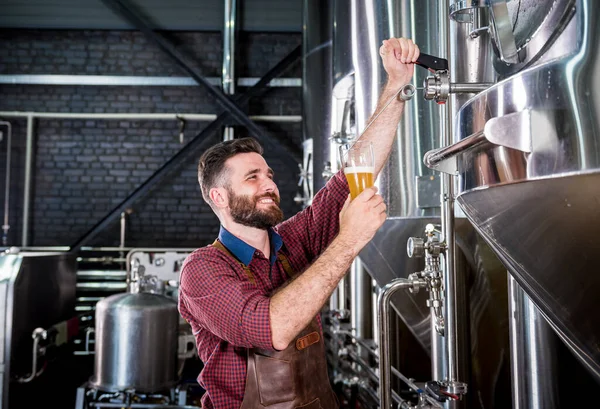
<box><xmin>91</xmin><ymin>292</ymin><xmax>179</xmax><ymax>393</ymax></box>
<box><xmin>426</xmin><ymin>0</ymin><xmax>600</xmax><ymax>383</ymax></box>
<box><xmin>343</xmin><ymin>0</ymin><xmax>443</xmax><ymax>355</ymax></box>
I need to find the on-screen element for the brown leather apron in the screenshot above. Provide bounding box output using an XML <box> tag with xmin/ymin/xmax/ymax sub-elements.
<box><xmin>212</xmin><ymin>240</ymin><xmax>339</xmax><ymax>409</ymax></box>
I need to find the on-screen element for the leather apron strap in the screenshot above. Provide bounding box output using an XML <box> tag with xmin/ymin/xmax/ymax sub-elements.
<box><xmin>212</xmin><ymin>239</ymin><xmax>256</xmax><ymax>285</ymax></box>
<box><xmin>212</xmin><ymin>239</ymin><xmax>296</xmax><ymax>283</ymax></box>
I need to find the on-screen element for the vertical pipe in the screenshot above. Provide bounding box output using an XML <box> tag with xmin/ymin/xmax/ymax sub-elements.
<box><xmin>22</xmin><ymin>115</ymin><xmax>34</xmax><ymax>247</ymax></box>
<box><xmin>378</xmin><ymin>279</ymin><xmax>426</xmax><ymax>409</ymax></box>
<box><xmin>0</xmin><ymin>121</ymin><xmax>12</xmax><ymax>246</ymax></box>
<box><xmin>441</xmin><ymin>169</ymin><xmax>462</xmax><ymax>382</ymax></box>
<box><xmin>329</xmin><ymin>283</ymin><xmax>339</xmax><ymax>312</ymax></box>
<box><xmin>444</xmin><ymin>0</ymin><xmax>495</xmax><ymax>400</ymax></box>
<box><xmin>508</xmin><ymin>275</ymin><xmax>559</xmax><ymax>409</ymax></box>
<box><xmin>371</xmin><ymin>280</ymin><xmax>379</xmax><ymax>341</ymax></box>
<box><xmin>350</xmin><ymin>258</ymin><xmax>373</xmax><ymax>352</ymax></box>
<box><xmin>222</xmin><ymin>0</ymin><xmax>237</xmax><ymax>141</ymax></box>
<box><xmin>337</xmin><ymin>276</ymin><xmax>347</xmax><ymax>313</ymax></box>
<box><xmin>431</xmin><ymin>0</ymin><xmax>450</xmax><ymax>385</ymax></box>
<box><xmin>430</xmin><ymin>311</ymin><xmax>446</xmax><ymax>381</ymax></box>
<box><xmin>440</xmin><ymin>0</ymin><xmax>469</xmax><ymax>402</ymax></box>
<box><xmin>120</xmin><ymin>212</ymin><xmax>126</xmax><ymax>249</ymax></box>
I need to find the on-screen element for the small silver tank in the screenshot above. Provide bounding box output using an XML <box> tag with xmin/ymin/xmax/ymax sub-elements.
<box><xmin>90</xmin><ymin>292</ymin><xmax>179</xmax><ymax>393</ymax></box>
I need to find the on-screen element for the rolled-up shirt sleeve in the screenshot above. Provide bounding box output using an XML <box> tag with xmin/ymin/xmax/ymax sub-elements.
<box><xmin>179</xmin><ymin>250</ymin><xmax>273</xmax><ymax>350</ymax></box>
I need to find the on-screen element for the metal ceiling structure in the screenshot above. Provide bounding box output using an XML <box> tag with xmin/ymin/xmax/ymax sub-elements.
<box><xmin>0</xmin><ymin>0</ymin><xmax>302</xmax><ymax>32</ymax></box>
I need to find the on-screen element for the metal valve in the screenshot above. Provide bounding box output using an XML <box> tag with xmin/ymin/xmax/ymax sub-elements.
<box><xmin>423</xmin><ymin>71</ymin><xmax>493</xmax><ymax>104</ymax></box>
<box><xmin>423</xmin><ymin>71</ymin><xmax>450</xmax><ymax>104</ymax></box>
<box><xmin>415</xmin><ymin>52</ymin><xmax>492</xmax><ymax>104</ymax></box>
<box><xmin>407</xmin><ymin>225</ymin><xmax>447</xmax><ymax>335</ymax></box>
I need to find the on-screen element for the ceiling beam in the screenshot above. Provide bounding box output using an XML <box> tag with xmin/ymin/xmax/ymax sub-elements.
<box><xmin>100</xmin><ymin>0</ymin><xmax>302</xmax><ymax>162</ymax></box>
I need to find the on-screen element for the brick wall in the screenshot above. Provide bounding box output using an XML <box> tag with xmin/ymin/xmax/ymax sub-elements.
<box><xmin>0</xmin><ymin>29</ymin><xmax>303</xmax><ymax>247</ymax></box>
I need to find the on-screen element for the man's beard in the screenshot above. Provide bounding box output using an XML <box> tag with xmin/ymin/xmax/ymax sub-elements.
<box><xmin>227</xmin><ymin>188</ymin><xmax>284</xmax><ymax>230</ymax></box>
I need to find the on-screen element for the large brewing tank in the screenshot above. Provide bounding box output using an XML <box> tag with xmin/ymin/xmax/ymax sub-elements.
<box><xmin>426</xmin><ymin>0</ymin><xmax>600</xmax><ymax>384</ymax></box>
<box><xmin>90</xmin><ymin>293</ymin><xmax>179</xmax><ymax>393</ymax></box>
<box><xmin>347</xmin><ymin>0</ymin><xmax>442</xmax><ymax>353</ymax></box>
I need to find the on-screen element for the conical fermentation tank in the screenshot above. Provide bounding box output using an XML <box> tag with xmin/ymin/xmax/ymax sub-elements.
<box><xmin>91</xmin><ymin>292</ymin><xmax>179</xmax><ymax>393</ymax></box>
<box><xmin>335</xmin><ymin>0</ymin><xmax>444</xmax><ymax>354</ymax></box>
<box><xmin>425</xmin><ymin>0</ymin><xmax>600</xmax><ymax>382</ymax></box>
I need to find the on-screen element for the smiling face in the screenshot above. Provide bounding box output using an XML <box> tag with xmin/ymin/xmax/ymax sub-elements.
<box><xmin>220</xmin><ymin>152</ymin><xmax>283</xmax><ymax>230</ymax></box>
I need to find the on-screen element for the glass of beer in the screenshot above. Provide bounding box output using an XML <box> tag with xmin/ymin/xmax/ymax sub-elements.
<box><xmin>339</xmin><ymin>140</ymin><xmax>375</xmax><ymax>200</ymax></box>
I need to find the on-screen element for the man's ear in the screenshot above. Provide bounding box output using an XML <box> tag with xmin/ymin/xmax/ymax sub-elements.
<box><xmin>209</xmin><ymin>187</ymin><xmax>228</xmax><ymax>209</ymax></box>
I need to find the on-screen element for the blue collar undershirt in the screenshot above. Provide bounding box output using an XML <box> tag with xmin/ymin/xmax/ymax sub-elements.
<box><xmin>217</xmin><ymin>225</ymin><xmax>283</xmax><ymax>266</ymax></box>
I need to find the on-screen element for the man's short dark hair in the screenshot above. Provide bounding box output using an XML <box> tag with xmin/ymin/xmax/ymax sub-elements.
<box><xmin>198</xmin><ymin>137</ymin><xmax>264</xmax><ymax>206</ymax></box>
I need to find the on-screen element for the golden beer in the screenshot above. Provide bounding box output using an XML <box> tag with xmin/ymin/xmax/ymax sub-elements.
<box><xmin>344</xmin><ymin>166</ymin><xmax>375</xmax><ymax>199</ymax></box>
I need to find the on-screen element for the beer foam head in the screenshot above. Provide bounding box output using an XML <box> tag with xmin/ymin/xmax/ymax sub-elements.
<box><xmin>343</xmin><ymin>166</ymin><xmax>374</xmax><ymax>174</ymax></box>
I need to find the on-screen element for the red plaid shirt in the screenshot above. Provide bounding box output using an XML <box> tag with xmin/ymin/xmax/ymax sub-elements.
<box><xmin>178</xmin><ymin>171</ymin><xmax>349</xmax><ymax>409</ymax></box>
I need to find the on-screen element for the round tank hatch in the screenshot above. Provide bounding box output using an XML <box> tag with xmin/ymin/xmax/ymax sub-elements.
<box><xmin>493</xmin><ymin>0</ymin><xmax>576</xmax><ymax>75</ymax></box>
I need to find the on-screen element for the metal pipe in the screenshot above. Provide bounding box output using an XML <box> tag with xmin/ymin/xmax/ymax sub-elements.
<box><xmin>119</xmin><ymin>212</ymin><xmax>126</xmax><ymax>249</ymax></box>
<box><xmin>350</xmin><ymin>258</ymin><xmax>373</xmax><ymax>355</ymax></box>
<box><xmin>248</xmin><ymin>115</ymin><xmax>302</xmax><ymax>123</ymax></box>
<box><xmin>441</xmin><ymin>132</ymin><xmax>467</xmax><ymax>402</ymax></box>
<box><xmin>333</xmin><ymin>330</ymin><xmax>378</xmax><ymax>358</ymax></box>
<box><xmin>450</xmin><ymin>82</ymin><xmax>493</xmax><ymax>93</ymax></box>
<box><xmin>508</xmin><ymin>275</ymin><xmax>559</xmax><ymax>409</ymax></box>
<box><xmin>328</xmin><ymin>283</ymin><xmax>339</xmax><ymax>312</ymax></box>
<box><xmin>16</xmin><ymin>328</ymin><xmax>46</xmax><ymax>383</ymax></box>
<box><xmin>440</xmin><ymin>0</ymin><xmax>469</xmax><ymax>401</ymax></box>
<box><xmin>337</xmin><ymin>276</ymin><xmax>347</xmax><ymax>313</ymax></box>
<box><xmin>430</xmin><ymin>309</ymin><xmax>446</xmax><ymax>381</ymax></box>
<box><xmin>0</xmin><ymin>121</ymin><xmax>12</xmax><ymax>246</ymax></box>
<box><xmin>378</xmin><ymin>278</ymin><xmax>427</xmax><ymax>409</ymax></box>
<box><xmin>0</xmin><ymin>74</ymin><xmax>301</xmax><ymax>87</ymax></box>
<box><xmin>390</xmin><ymin>367</ymin><xmax>443</xmax><ymax>409</ymax></box>
<box><xmin>22</xmin><ymin>114</ymin><xmax>34</xmax><ymax>247</ymax></box>
<box><xmin>441</xmin><ymin>149</ymin><xmax>460</xmax><ymax>372</ymax></box>
<box><xmin>346</xmin><ymin>348</ymin><xmax>379</xmax><ymax>382</ymax></box>
<box><xmin>222</xmin><ymin>0</ymin><xmax>237</xmax><ymax>141</ymax></box>
<box><xmin>345</xmin><ymin>339</ymin><xmax>418</xmax><ymax>409</ymax></box>
<box><xmin>371</xmin><ymin>281</ymin><xmax>379</xmax><ymax>342</ymax></box>
<box><xmin>0</xmin><ymin>112</ymin><xmax>301</xmax><ymax>122</ymax></box>
<box><xmin>1</xmin><ymin>112</ymin><xmax>215</xmax><ymax>120</ymax></box>
<box><xmin>341</xmin><ymin>352</ymin><xmax>428</xmax><ymax>409</ymax></box>
<box><xmin>439</xmin><ymin>0</ymin><xmax>461</xmax><ymax>383</ymax></box>
<box><xmin>424</xmin><ymin>131</ymin><xmax>486</xmax><ymax>170</ymax></box>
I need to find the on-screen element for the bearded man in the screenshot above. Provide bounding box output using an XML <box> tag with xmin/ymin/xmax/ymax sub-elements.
<box><xmin>178</xmin><ymin>37</ymin><xmax>420</xmax><ymax>409</ymax></box>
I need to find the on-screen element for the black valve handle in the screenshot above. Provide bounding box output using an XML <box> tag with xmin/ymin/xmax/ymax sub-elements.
<box><xmin>415</xmin><ymin>53</ymin><xmax>449</xmax><ymax>72</ymax></box>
